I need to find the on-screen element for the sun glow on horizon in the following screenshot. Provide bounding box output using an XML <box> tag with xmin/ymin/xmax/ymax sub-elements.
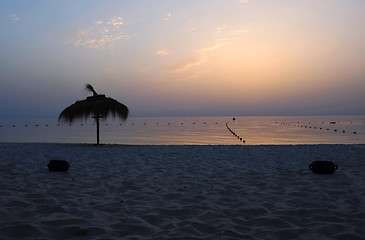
<box><xmin>1</xmin><ymin>0</ymin><xmax>365</xmax><ymax>118</ymax></box>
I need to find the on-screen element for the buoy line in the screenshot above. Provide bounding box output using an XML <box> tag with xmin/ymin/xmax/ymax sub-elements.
<box><xmin>226</xmin><ymin>122</ymin><xmax>246</xmax><ymax>143</ymax></box>
<box><xmin>0</xmin><ymin>121</ymin><xmax>221</xmax><ymax>128</ymax></box>
<box><xmin>276</xmin><ymin>122</ymin><xmax>358</xmax><ymax>135</ymax></box>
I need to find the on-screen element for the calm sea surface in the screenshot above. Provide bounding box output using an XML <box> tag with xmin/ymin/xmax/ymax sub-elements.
<box><xmin>0</xmin><ymin>116</ymin><xmax>364</xmax><ymax>145</ymax></box>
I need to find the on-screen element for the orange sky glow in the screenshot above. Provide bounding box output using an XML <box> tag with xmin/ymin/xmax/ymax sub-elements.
<box><xmin>1</xmin><ymin>0</ymin><xmax>365</xmax><ymax>118</ymax></box>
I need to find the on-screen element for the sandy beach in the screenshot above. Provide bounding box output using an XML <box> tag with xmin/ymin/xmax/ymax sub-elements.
<box><xmin>1</xmin><ymin>143</ymin><xmax>365</xmax><ymax>239</ymax></box>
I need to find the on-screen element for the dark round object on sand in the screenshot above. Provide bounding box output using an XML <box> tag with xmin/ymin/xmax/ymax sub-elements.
<box><xmin>309</xmin><ymin>161</ymin><xmax>338</xmax><ymax>174</ymax></box>
<box><xmin>47</xmin><ymin>160</ymin><xmax>70</xmax><ymax>171</ymax></box>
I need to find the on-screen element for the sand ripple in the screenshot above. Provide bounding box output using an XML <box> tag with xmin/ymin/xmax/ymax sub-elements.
<box><xmin>1</xmin><ymin>143</ymin><xmax>365</xmax><ymax>239</ymax></box>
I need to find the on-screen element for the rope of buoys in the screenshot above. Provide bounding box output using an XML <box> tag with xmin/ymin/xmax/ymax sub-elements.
<box><xmin>0</xmin><ymin>121</ymin><xmax>223</xmax><ymax>128</ymax></box>
<box><xmin>276</xmin><ymin>121</ymin><xmax>358</xmax><ymax>134</ymax></box>
<box><xmin>226</xmin><ymin>122</ymin><xmax>246</xmax><ymax>143</ymax></box>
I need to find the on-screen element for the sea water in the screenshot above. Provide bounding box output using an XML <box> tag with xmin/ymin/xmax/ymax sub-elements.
<box><xmin>0</xmin><ymin>116</ymin><xmax>364</xmax><ymax>145</ymax></box>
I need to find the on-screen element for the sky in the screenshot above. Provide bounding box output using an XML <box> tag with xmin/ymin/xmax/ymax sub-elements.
<box><xmin>1</xmin><ymin>0</ymin><xmax>365</xmax><ymax>118</ymax></box>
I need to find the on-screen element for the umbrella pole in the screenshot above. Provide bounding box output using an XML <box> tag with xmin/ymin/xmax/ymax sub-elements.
<box><xmin>96</xmin><ymin>116</ymin><xmax>100</xmax><ymax>145</ymax></box>
<box><xmin>93</xmin><ymin>115</ymin><xmax>101</xmax><ymax>145</ymax></box>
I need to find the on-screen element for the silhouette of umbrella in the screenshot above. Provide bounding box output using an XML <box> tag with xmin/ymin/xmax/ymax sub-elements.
<box><xmin>58</xmin><ymin>84</ymin><xmax>129</xmax><ymax>144</ymax></box>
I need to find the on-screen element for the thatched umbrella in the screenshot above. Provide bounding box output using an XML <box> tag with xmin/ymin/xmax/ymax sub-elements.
<box><xmin>58</xmin><ymin>84</ymin><xmax>129</xmax><ymax>144</ymax></box>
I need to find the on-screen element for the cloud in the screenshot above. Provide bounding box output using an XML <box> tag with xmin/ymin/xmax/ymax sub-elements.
<box><xmin>72</xmin><ymin>16</ymin><xmax>129</xmax><ymax>50</ymax></box>
<box><xmin>167</xmin><ymin>56</ymin><xmax>205</xmax><ymax>73</ymax></box>
<box><xmin>164</xmin><ymin>13</ymin><xmax>172</xmax><ymax>21</ymax></box>
<box><xmin>173</xmin><ymin>70</ymin><xmax>210</xmax><ymax>81</ymax></box>
<box><xmin>198</xmin><ymin>41</ymin><xmax>228</xmax><ymax>52</ymax></box>
<box><xmin>11</xmin><ymin>13</ymin><xmax>19</xmax><ymax>21</ymax></box>
<box><xmin>107</xmin><ymin>16</ymin><xmax>124</xmax><ymax>27</ymax></box>
<box><xmin>231</xmin><ymin>29</ymin><xmax>247</xmax><ymax>35</ymax></box>
<box><xmin>167</xmin><ymin>27</ymin><xmax>247</xmax><ymax>74</ymax></box>
<box><xmin>156</xmin><ymin>49</ymin><xmax>169</xmax><ymax>56</ymax></box>
<box><xmin>239</xmin><ymin>0</ymin><xmax>250</xmax><ymax>3</ymax></box>
<box><xmin>214</xmin><ymin>26</ymin><xmax>225</xmax><ymax>35</ymax></box>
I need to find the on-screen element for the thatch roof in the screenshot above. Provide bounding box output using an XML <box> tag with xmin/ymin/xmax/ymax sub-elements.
<box><xmin>58</xmin><ymin>93</ymin><xmax>129</xmax><ymax>123</ymax></box>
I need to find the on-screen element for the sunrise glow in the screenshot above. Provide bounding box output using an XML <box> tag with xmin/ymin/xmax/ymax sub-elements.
<box><xmin>1</xmin><ymin>0</ymin><xmax>365</xmax><ymax>118</ymax></box>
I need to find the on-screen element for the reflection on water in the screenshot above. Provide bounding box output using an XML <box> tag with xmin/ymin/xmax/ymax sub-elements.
<box><xmin>0</xmin><ymin>116</ymin><xmax>364</xmax><ymax>145</ymax></box>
